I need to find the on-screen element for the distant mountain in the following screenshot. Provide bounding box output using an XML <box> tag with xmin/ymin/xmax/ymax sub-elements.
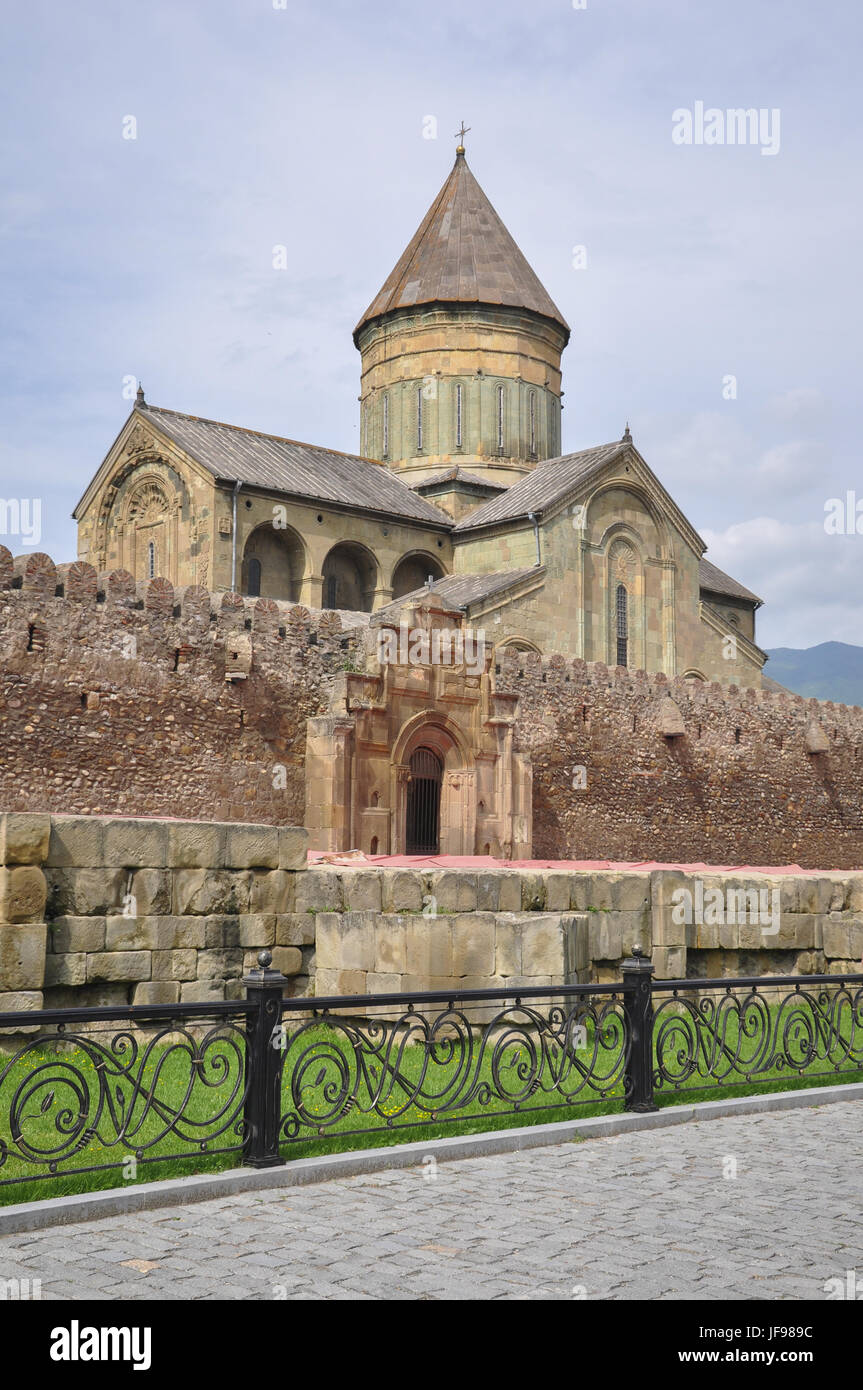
<box><xmin>763</xmin><ymin>642</ymin><xmax>863</xmax><ymax>706</ymax></box>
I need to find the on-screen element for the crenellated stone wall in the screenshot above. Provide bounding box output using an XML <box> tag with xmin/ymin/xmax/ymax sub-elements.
<box><xmin>495</xmin><ymin>647</ymin><xmax>863</xmax><ymax>868</ymax></box>
<box><xmin>0</xmin><ymin>547</ymin><xmax>365</xmax><ymax>827</ymax></box>
<box><xmin>2</xmin><ymin>548</ymin><xmax>863</xmax><ymax>868</ymax></box>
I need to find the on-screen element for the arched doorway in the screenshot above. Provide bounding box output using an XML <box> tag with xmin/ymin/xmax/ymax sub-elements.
<box><xmin>241</xmin><ymin>524</ymin><xmax>305</xmax><ymax>601</ymax></box>
<box><xmin>406</xmin><ymin>747</ymin><xmax>443</xmax><ymax>854</ymax></box>
<box><xmin>391</xmin><ymin>552</ymin><xmax>446</xmax><ymax>599</ymax></box>
<box><xmin>321</xmin><ymin>542</ymin><xmax>378</xmax><ymax>612</ymax></box>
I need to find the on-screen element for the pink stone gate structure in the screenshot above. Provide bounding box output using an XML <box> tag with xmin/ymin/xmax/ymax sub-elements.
<box><xmin>304</xmin><ymin>593</ymin><xmax>532</xmax><ymax>858</ymax></box>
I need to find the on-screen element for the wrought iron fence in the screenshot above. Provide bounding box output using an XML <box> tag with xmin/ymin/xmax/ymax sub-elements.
<box><xmin>274</xmin><ymin>984</ymin><xmax>629</xmax><ymax>1149</ymax></box>
<box><xmin>652</xmin><ymin>973</ymin><xmax>863</xmax><ymax>1097</ymax></box>
<box><xmin>0</xmin><ymin>1000</ymin><xmax>254</xmax><ymax>1190</ymax></box>
<box><xmin>0</xmin><ymin>950</ymin><xmax>861</xmax><ymax>1193</ymax></box>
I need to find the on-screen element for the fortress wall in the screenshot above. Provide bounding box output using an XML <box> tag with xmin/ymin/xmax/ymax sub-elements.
<box><xmin>496</xmin><ymin>648</ymin><xmax>863</xmax><ymax>869</ymax></box>
<box><xmin>1</xmin><ymin>549</ymin><xmax>862</xmax><ymax>870</ymax></box>
<box><xmin>0</xmin><ymin>548</ymin><xmax>366</xmax><ymax>826</ymax></box>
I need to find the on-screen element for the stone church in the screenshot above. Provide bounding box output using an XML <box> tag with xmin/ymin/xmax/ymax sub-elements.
<box><xmin>74</xmin><ymin>139</ymin><xmax>764</xmax><ymax>688</ymax></box>
<box><xmin>71</xmin><ymin>139</ymin><xmax>767</xmax><ymax>856</ymax></box>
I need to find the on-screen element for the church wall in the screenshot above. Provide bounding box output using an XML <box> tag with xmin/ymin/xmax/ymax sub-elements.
<box><xmin>455</xmin><ymin>498</ymin><xmax>764</xmax><ymax>685</ymax></box>
<box><xmin>701</xmin><ymin>594</ymin><xmax>757</xmax><ymax>643</ymax></box>
<box><xmin>452</xmin><ymin>520</ymin><xmax>538</xmax><ymax>577</ymax></box>
<box><xmin>210</xmin><ymin>488</ymin><xmax>452</xmax><ymax>609</ymax></box>
<box><xmin>672</xmin><ymin>532</ymin><xmax>710</xmax><ymax>674</ymax></box>
<box><xmin>76</xmin><ymin>447</ymin><xmax>217</xmax><ymax>589</ymax></box>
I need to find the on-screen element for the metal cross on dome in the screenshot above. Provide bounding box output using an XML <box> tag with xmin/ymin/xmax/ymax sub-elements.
<box><xmin>454</xmin><ymin>121</ymin><xmax>471</xmax><ymax>148</ymax></box>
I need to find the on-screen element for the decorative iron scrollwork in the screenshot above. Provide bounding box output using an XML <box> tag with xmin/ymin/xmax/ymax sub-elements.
<box><xmin>653</xmin><ymin>982</ymin><xmax>863</xmax><ymax>1092</ymax></box>
<box><xmin>0</xmin><ymin>1021</ymin><xmax>248</xmax><ymax>1183</ymax></box>
<box><xmin>279</xmin><ymin>997</ymin><xmax>628</xmax><ymax>1141</ymax></box>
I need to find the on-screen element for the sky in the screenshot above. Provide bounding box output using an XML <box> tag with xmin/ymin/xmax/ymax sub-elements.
<box><xmin>1</xmin><ymin>0</ymin><xmax>861</xmax><ymax>649</ymax></box>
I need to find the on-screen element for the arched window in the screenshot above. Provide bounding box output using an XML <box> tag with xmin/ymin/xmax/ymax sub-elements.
<box><xmin>382</xmin><ymin>394</ymin><xmax>389</xmax><ymax>456</ymax></box>
<box><xmin>616</xmin><ymin>584</ymin><xmax>628</xmax><ymax>667</ymax></box>
<box><xmin>247</xmin><ymin>556</ymin><xmax>262</xmax><ymax>598</ymax></box>
<box><xmin>455</xmin><ymin>383</ymin><xmax>463</xmax><ymax>448</ymax></box>
<box><xmin>416</xmin><ymin>387</ymin><xmax>423</xmax><ymax>450</ymax></box>
<box><xmin>147</xmin><ymin>541</ymin><xmax>155</xmax><ymax>579</ymax></box>
<box><xmin>497</xmin><ymin>385</ymin><xmax>505</xmax><ymax>452</ymax></box>
<box><xmin>529</xmin><ymin>391</ymin><xmax>536</xmax><ymax>455</ymax></box>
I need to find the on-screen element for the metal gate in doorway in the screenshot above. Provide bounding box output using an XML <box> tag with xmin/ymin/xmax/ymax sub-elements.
<box><xmin>405</xmin><ymin>747</ymin><xmax>442</xmax><ymax>855</ymax></box>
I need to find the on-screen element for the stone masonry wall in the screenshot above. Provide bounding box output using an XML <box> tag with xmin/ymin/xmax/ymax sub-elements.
<box><xmin>302</xmin><ymin>864</ymin><xmax>863</xmax><ymax>986</ymax></box>
<box><xmin>0</xmin><ymin>548</ymin><xmax>365</xmax><ymax>825</ymax></box>
<box><xmin>1</xmin><ymin>547</ymin><xmax>863</xmax><ymax>868</ymax></box>
<box><xmin>496</xmin><ymin>647</ymin><xmax>863</xmax><ymax>868</ymax></box>
<box><xmin>2</xmin><ymin>815</ymin><xmax>862</xmax><ymax>1015</ymax></box>
<box><xmin>0</xmin><ymin>812</ymin><xmax>310</xmax><ymax>1014</ymax></box>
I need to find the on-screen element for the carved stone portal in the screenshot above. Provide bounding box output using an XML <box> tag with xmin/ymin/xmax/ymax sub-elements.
<box><xmin>304</xmin><ymin>592</ymin><xmax>532</xmax><ymax>858</ymax></box>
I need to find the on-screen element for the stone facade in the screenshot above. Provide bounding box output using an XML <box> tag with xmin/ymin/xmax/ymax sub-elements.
<box><xmin>74</xmin><ymin>407</ymin><xmax>453</xmax><ymax>606</ymax></box>
<box><xmin>356</xmin><ymin>304</ymin><xmax>566</xmax><ymax>485</ymax></box>
<box><xmin>449</xmin><ymin>442</ymin><xmax>764</xmax><ymax>685</ymax></box>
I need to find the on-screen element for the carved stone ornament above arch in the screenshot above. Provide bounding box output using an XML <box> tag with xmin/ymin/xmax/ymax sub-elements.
<box><xmin>124</xmin><ymin>422</ymin><xmax>161</xmax><ymax>457</ymax></box>
<box><xmin>609</xmin><ymin>536</ymin><xmax>637</xmax><ymax>586</ymax></box>
<box><xmin>124</xmin><ymin>478</ymin><xmax>170</xmax><ymax>527</ymax></box>
<box><xmin>92</xmin><ymin>452</ymin><xmax>192</xmax><ymax>573</ymax></box>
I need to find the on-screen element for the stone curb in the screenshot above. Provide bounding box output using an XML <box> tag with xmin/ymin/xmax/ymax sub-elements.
<box><xmin>1</xmin><ymin>1081</ymin><xmax>861</xmax><ymax>1236</ymax></box>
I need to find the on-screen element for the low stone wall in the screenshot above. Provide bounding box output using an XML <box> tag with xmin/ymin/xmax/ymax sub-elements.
<box><xmin>315</xmin><ymin>910</ymin><xmax>591</xmax><ymax>995</ymax></box>
<box><xmin>1</xmin><ymin>812</ymin><xmax>862</xmax><ymax>1013</ymax></box>
<box><xmin>0</xmin><ymin>811</ymin><xmax>309</xmax><ymax>1013</ymax></box>
<box><xmin>308</xmin><ymin>865</ymin><xmax>863</xmax><ymax>984</ymax></box>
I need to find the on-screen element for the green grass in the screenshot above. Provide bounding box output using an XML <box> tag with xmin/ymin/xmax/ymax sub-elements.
<box><xmin>1</xmin><ymin>994</ymin><xmax>861</xmax><ymax>1206</ymax></box>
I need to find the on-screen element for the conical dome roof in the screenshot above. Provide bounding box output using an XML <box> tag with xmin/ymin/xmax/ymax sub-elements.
<box><xmin>354</xmin><ymin>150</ymin><xmax>569</xmax><ymax>343</ymax></box>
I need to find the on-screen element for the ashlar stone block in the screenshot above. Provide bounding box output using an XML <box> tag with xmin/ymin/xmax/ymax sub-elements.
<box><xmin>87</xmin><ymin>951</ymin><xmax>151</xmax><ymax>983</ymax></box>
<box><xmin>0</xmin><ymin>866</ymin><xmax>47</xmax><ymax>923</ymax></box>
<box><xmin>519</xmin><ymin>916</ymin><xmax>565</xmax><ymax>977</ymax></box>
<box><xmin>224</xmin><ymin>824</ymin><xmax>280</xmax><ymax>870</ymax></box>
<box><xmin>0</xmin><ymin>813</ymin><xmax>50</xmax><ymax>866</ymax></box>
<box><xmin>0</xmin><ymin>923</ymin><xmax>47</xmax><ymax>989</ymax></box>
<box><xmin>451</xmin><ymin>913</ymin><xmax>495</xmax><ymax>977</ymax></box>
<box><xmin>374</xmin><ymin>916</ymin><xmax>407</xmax><ymax>974</ymax></box>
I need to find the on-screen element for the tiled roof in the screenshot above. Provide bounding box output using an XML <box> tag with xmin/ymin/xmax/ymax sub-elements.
<box><xmin>355</xmin><ymin>152</ymin><xmax>569</xmax><ymax>340</ymax></box>
<box><xmin>374</xmin><ymin>566</ymin><xmax>541</xmax><ymax>620</ymax></box>
<box><xmin>139</xmin><ymin>405</ymin><xmax>451</xmax><ymax>527</ymax></box>
<box><xmin>410</xmin><ymin>467</ymin><xmax>508</xmax><ymax>492</ymax></box>
<box><xmin>452</xmin><ymin>442</ymin><xmax>625</xmax><ymax>532</ymax></box>
<box><xmin>699</xmin><ymin>558</ymin><xmax>763</xmax><ymax>606</ymax></box>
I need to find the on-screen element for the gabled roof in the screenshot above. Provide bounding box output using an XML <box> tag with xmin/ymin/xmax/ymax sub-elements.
<box><xmin>699</xmin><ymin>558</ymin><xmax>763</xmax><ymax>607</ymax></box>
<box><xmin>93</xmin><ymin>404</ymin><xmax>453</xmax><ymax>528</ymax></box>
<box><xmin>354</xmin><ymin>151</ymin><xmax>569</xmax><ymax>341</ymax></box>
<box><xmin>452</xmin><ymin>442</ymin><xmax>626</xmax><ymax>532</ymax></box>
<box><xmin>410</xmin><ymin>467</ymin><xmax>508</xmax><ymax>492</ymax></box>
<box><xmin>374</xmin><ymin>567</ymin><xmax>541</xmax><ymax>621</ymax></box>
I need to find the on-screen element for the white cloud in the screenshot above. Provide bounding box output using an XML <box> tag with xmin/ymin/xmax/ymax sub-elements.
<box><xmin>702</xmin><ymin>516</ymin><xmax>863</xmax><ymax>648</ymax></box>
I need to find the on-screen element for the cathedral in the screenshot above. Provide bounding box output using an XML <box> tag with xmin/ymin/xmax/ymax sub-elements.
<box><xmin>74</xmin><ymin>138</ymin><xmax>766</xmax><ymax>690</ymax></box>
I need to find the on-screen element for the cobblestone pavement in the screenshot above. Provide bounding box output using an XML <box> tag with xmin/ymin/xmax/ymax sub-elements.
<box><xmin>2</xmin><ymin>1102</ymin><xmax>861</xmax><ymax>1300</ymax></box>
